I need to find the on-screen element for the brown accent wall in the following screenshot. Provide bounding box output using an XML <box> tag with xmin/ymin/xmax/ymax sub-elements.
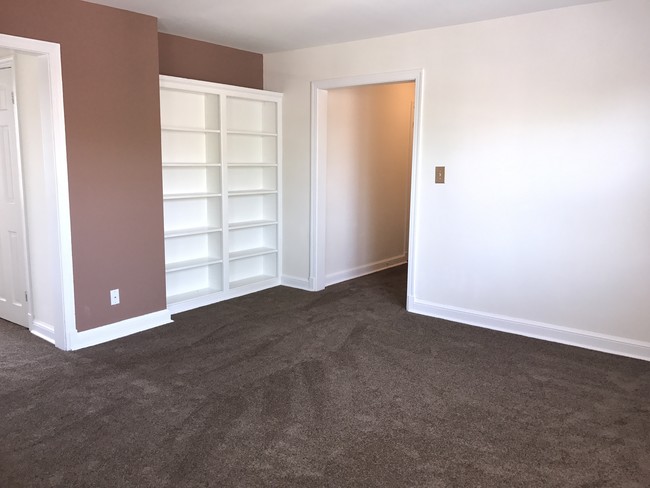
<box><xmin>158</xmin><ymin>33</ymin><xmax>263</xmax><ymax>89</ymax></box>
<box><xmin>0</xmin><ymin>0</ymin><xmax>166</xmax><ymax>331</ymax></box>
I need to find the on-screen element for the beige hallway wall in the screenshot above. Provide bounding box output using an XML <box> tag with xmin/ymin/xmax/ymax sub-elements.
<box><xmin>325</xmin><ymin>82</ymin><xmax>414</xmax><ymax>285</ymax></box>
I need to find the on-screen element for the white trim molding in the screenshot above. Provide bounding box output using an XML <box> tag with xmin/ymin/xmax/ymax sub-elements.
<box><xmin>408</xmin><ymin>296</ymin><xmax>650</xmax><ymax>362</ymax></box>
<box><xmin>325</xmin><ymin>254</ymin><xmax>407</xmax><ymax>287</ymax></box>
<box><xmin>68</xmin><ymin>310</ymin><xmax>172</xmax><ymax>351</ymax></box>
<box><xmin>30</xmin><ymin>320</ymin><xmax>56</xmax><ymax>345</ymax></box>
<box><xmin>281</xmin><ymin>274</ymin><xmax>313</xmax><ymax>291</ymax></box>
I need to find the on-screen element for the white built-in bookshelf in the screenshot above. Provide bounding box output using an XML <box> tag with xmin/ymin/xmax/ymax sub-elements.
<box><xmin>160</xmin><ymin>76</ymin><xmax>282</xmax><ymax>313</ymax></box>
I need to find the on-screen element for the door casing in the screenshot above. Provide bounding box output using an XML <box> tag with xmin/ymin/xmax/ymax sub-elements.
<box><xmin>0</xmin><ymin>33</ymin><xmax>76</xmax><ymax>349</ymax></box>
<box><xmin>309</xmin><ymin>69</ymin><xmax>423</xmax><ymax>307</ymax></box>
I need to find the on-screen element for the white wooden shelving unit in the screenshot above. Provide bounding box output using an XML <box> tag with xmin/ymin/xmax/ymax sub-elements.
<box><xmin>160</xmin><ymin>76</ymin><xmax>282</xmax><ymax>313</ymax></box>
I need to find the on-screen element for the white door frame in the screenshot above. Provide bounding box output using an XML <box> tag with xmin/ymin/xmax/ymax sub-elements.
<box><xmin>310</xmin><ymin>69</ymin><xmax>424</xmax><ymax>300</ymax></box>
<box><xmin>0</xmin><ymin>33</ymin><xmax>76</xmax><ymax>350</ymax></box>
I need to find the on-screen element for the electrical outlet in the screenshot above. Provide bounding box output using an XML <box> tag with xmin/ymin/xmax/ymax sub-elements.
<box><xmin>110</xmin><ymin>289</ymin><xmax>120</xmax><ymax>306</ymax></box>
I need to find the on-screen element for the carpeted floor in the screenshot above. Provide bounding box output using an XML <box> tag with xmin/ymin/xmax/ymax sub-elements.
<box><xmin>1</xmin><ymin>265</ymin><xmax>649</xmax><ymax>487</ymax></box>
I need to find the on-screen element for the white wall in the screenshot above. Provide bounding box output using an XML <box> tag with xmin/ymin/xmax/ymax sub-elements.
<box><xmin>265</xmin><ymin>0</ymin><xmax>650</xmax><ymax>357</ymax></box>
<box><xmin>14</xmin><ymin>52</ymin><xmax>64</xmax><ymax>338</ymax></box>
<box><xmin>325</xmin><ymin>83</ymin><xmax>414</xmax><ymax>285</ymax></box>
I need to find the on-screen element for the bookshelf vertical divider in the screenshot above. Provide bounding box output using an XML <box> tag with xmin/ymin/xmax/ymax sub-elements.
<box><xmin>160</xmin><ymin>75</ymin><xmax>282</xmax><ymax>313</ymax></box>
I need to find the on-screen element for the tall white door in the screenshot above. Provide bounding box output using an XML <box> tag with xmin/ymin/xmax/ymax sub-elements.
<box><xmin>0</xmin><ymin>60</ymin><xmax>29</xmax><ymax>327</ymax></box>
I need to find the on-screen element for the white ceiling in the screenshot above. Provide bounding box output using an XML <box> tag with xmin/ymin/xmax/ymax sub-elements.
<box><xmin>83</xmin><ymin>0</ymin><xmax>606</xmax><ymax>53</ymax></box>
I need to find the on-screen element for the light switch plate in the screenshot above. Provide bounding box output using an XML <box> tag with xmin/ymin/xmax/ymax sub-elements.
<box><xmin>435</xmin><ymin>166</ymin><xmax>445</xmax><ymax>184</ymax></box>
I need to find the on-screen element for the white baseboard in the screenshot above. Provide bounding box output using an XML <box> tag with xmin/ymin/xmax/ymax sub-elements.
<box><xmin>408</xmin><ymin>296</ymin><xmax>650</xmax><ymax>362</ymax></box>
<box><xmin>168</xmin><ymin>278</ymin><xmax>281</xmax><ymax>315</ymax></box>
<box><xmin>68</xmin><ymin>309</ymin><xmax>172</xmax><ymax>351</ymax></box>
<box><xmin>281</xmin><ymin>274</ymin><xmax>313</xmax><ymax>291</ymax></box>
<box><xmin>325</xmin><ymin>254</ymin><xmax>407</xmax><ymax>287</ymax></box>
<box><xmin>30</xmin><ymin>320</ymin><xmax>56</xmax><ymax>345</ymax></box>
<box><xmin>167</xmin><ymin>292</ymin><xmax>223</xmax><ymax>315</ymax></box>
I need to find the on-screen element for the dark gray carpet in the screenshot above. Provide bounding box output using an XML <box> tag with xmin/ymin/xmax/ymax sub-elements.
<box><xmin>1</xmin><ymin>266</ymin><xmax>649</xmax><ymax>487</ymax></box>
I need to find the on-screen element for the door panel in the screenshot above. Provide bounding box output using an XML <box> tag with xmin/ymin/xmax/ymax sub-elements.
<box><xmin>0</xmin><ymin>61</ymin><xmax>29</xmax><ymax>327</ymax></box>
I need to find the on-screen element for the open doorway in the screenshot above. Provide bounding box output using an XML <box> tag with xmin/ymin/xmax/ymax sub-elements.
<box><xmin>310</xmin><ymin>70</ymin><xmax>422</xmax><ymax>303</ymax></box>
<box><xmin>0</xmin><ymin>34</ymin><xmax>75</xmax><ymax>350</ymax></box>
<box><xmin>324</xmin><ymin>81</ymin><xmax>414</xmax><ymax>287</ymax></box>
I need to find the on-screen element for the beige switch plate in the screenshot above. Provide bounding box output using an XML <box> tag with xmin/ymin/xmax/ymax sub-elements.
<box><xmin>435</xmin><ymin>166</ymin><xmax>445</xmax><ymax>184</ymax></box>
